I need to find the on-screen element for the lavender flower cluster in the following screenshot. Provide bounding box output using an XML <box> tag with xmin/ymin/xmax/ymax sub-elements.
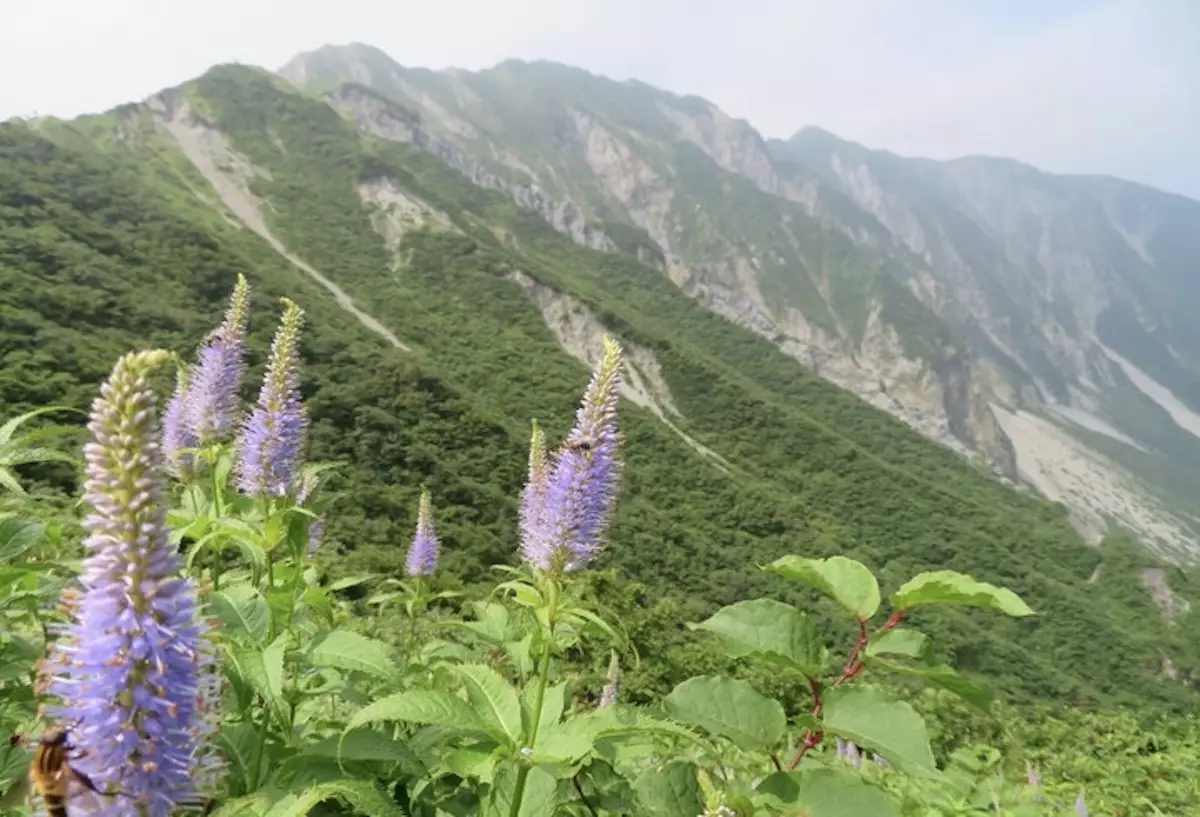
<box><xmin>519</xmin><ymin>336</ymin><xmax>624</xmax><ymax>575</ymax></box>
<box><xmin>36</xmin><ymin>280</ymin><xmax>631</xmax><ymax>813</ymax></box>
<box><xmin>44</xmin><ymin>350</ymin><xmax>218</xmax><ymax>816</ymax></box>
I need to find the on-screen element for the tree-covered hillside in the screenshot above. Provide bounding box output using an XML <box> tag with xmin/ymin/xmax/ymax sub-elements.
<box><xmin>2</xmin><ymin>63</ymin><xmax>1199</xmax><ymax>721</ymax></box>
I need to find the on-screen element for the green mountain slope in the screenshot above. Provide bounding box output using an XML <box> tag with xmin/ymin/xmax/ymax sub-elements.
<box><xmin>279</xmin><ymin>44</ymin><xmax>1200</xmax><ymax>563</ymax></box>
<box><xmin>2</xmin><ymin>63</ymin><xmax>1199</xmax><ymax>713</ymax></box>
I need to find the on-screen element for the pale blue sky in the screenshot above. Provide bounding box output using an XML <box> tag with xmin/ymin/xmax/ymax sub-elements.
<box><xmin>2</xmin><ymin>0</ymin><xmax>1197</xmax><ymax>198</ymax></box>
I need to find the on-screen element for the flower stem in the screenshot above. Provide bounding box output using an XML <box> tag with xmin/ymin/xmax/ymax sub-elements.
<box><xmin>210</xmin><ymin>463</ymin><xmax>225</xmax><ymax>591</ymax></box>
<box><xmin>509</xmin><ymin>578</ymin><xmax>559</xmax><ymax>817</ymax></box>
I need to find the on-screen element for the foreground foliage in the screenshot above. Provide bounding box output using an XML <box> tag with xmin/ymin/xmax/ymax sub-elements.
<box><xmin>1</xmin><ymin>284</ymin><xmax>1196</xmax><ymax>815</ymax></box>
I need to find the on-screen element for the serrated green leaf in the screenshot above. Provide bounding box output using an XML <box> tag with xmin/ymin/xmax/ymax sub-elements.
<box><xmin>306</xmin><ymin>630</ymin><xmax>397</xmax><ymax>680</ymax></box>
<box><xmin>486</xmin><ymin>762</ymin><xmax>557</xmax><ymax>817</ymax></box>
<box><xmin>690</xmin><ymin>598</ymin><xmax>825</xmax><ymax>676</ymax></box>
<box><xmin>866</xmin><ymin>628</ymin><xmax>931</xmax><ymax>660</ymax></box>
<box><xmin>345</xmin><ymin>689</ymin><xmax>488</xmax><ymax>735</ymax></box>
<box><xmin>209</xmin><ymin>589</ymin><xmax>271</xmax><ymax>647</ymax></box>
<box><xmin>766</xmin><ymin>555</ymin><xmax>882</xmax><ymax>619</ymax></box>
<box><xmin>867</xmin><ymin>657</ymin><xmax>992</xmax><ymax>711</ymax></box>
<box><xmin>821</xmin><ymin>685</ymin><xmax>937</xmax><ymax>775</ymax></box>
<box><xmin>304</xmin><ymin>727</ymin><xmax>425</xmax><ymax>767</ymax></box>
<box><xmin>0</xmin><ymin>519</ymin><xmax>43</xmax><ymax>561</ymax></box>
<box><xmin>234</xmin><ymin>634</ymin><xmax>289</xmax><ymax>734</ymax></box>
<box><xmin>530</xmin><ymin>718</ymin><xmax>594</xmax><ymax>763</ymax></box>
<box><xmin>209</xmin><ymin>791</ymin><xmax>273</xmax><ymax>817</ymax></box>
<box><xmin>215</xmin><ymin>723</ymin><xmax>260</xmax><ymax>793</ymax></box>
<box><xmin>262</xmin><ymin>779</ymin><xmax>405</xmax><ymax>817</ymax></box>
<box><xmin>665</xmin><ymin>676</ymin><xmax>785</xmax><ymax>751</ymax></box>
<box><xmin>757</xmin><ymin>768</ymin><xmax>898</xmax><ymax>817</ymax></box>
<box><xmin>890</xmin><ymin>570</ymin><xmax>1035</xmax><ymax>617</ymax></box>
<box><xmin>633</xmin><ymin>761</ymin><xmax>704</xmax><ymax>817</ymax></box>
<box><xmin>452</xmin><ymin>664</ymin><xmax>523</xmax><ymax>746</ymax></box>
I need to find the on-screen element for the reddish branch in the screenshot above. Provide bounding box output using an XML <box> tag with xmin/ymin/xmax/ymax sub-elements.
<box><xmin>783</xmin><ymin>609</ymin><xmax>910</xmax><ymax>773</ymax></box>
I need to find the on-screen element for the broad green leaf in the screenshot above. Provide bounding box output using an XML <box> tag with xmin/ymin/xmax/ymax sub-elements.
<box><xmin>867</xmin><ymin>657</ymin><xmax>992</xmax><ymax>711</ymax></box>
<box><xmin>757</xmin><ymin>768</ymin><xmax>899</xmax><ymax>817</ymax></box>
<box><xmin>306</xmin><ymin>630</ymin><xmax>397</xmax><ymax>680</ymax></box>
<box><xmin>262</xmin><ymin>779</ymin><xmax>405</xmax><ymax>817</ymax></box>
<box><xmin>215</xmin><ymin>723</ymin><xmax>260</xmax><ymax>792</ymax></box>
<box><xmin>443</xmin><ymin>742</ymin><xmax>499</xmax><ymax>782</ymax></box>
<box><xmin>0</xmin><ymin>519</ymin><xmax>43</xmax><ymax>561</ymax></box>
<box><xmin>821</xmin><ymin>685</ymin><xmax>937</xmax><ymax>775</ymax></box>
<box><xmin>866</xmin><ymin>628</ymin><xmax>931</xmax><ymax>661</ymax></box>
<box><xmin>890</xmin><ymin>570</ymin><xmax>1035</xmax><ymax>617</ymax></box>
<box><xmin>766</xmin><ymin>555</ymin><xmax>882</xmax><ymax>619</ymax></box>
<box><xmin>345</xmin><ymin>689</ymin><xmax>488</xmax><ymax>735</ymax></box>
<box><xmin>452</xmin><ymin>664</ymin><xmax>524</xmax><ymax>745</ymax></box>
<box><xmin>633</xmin><ymin>761</ymin><xmax>704</xmax><ymax>817</ymax></box>
<box><xmin>522</xmin><ymin>680</ymin><xmax>567</xmax><ymax>746</ymax></box>
<box><xmin>690</xmin><ymin>598</ymin><xmax>825</xmax><ymax>676</ymax></box>
<box><xmin>664</xmin><ymin>676</ymin><xmax>786</xmax><ymax>751</ymax></box>
<box><xmin>209</xmin><ymin>791</ymin><xmax>273</xmax><ymax>817</ymax></box>
<box><xmin>234</xmin><ymin>635</ymin><xmax>289</xmax><ymax>734</ymax></box>
<box><xmin>530</xmin><ymin>719</ymin><xmax>594</xmax><ymax>763</ymax></box>
<box><xmin>486</xmin><ymin>762</ymin><xmax>558</xmax><ymax>817</ymax></box>
<box><xmin>209</xmin><ymin>589</ymin><xmax>271</xmax><ymax>646</ymax></box>
<box><xmin>327</xmin><ymin>573</ymin><xmax>380</xmax><ymax>591</ymax></box>
<box><xmin>304</xmin><ymin>727</ymin><xmax>424</xmax><ymax>768</ymax></box>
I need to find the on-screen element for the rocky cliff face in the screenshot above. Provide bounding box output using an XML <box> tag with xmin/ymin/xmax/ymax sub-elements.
<box><xmin>279</xmin><ymin>45</ymin><xmax>1200</xmax><ymax>558</ymax></box>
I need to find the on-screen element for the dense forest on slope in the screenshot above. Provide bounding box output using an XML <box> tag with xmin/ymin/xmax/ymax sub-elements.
<box><xmin>2</xmin><ymin>64</ymin><xmax>1199</xmax><ymax>721</ymax></box>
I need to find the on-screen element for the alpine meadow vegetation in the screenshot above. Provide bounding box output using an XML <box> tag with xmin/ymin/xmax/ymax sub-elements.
<box><xmin>4</xmin><ymin>279</ymin><xmax>1196</xmax><ymax>817</ymax></box>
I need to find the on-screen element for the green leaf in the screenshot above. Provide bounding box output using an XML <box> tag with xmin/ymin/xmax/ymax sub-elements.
<box><xmin>866</xmin><ymin>628</ymin><xmax>931</xmax><ymax>661</ymax></box>
<box><xmin>486</xmin><ymin>762</ymin><xmax>558</xmax><ymax>817</ymax></box>
<box><xmin>866</xmin><ymin>657</ymin><xmax>992</xmax><ymax>711</ymax></box>
<box><xmin>690</xmin><ymin>598</ymin><xmax>825</xmax><ymax>676</ymax></box>
<box><xmin>664</xmin><ymin>676</ymin><xmax>785</xmax><ymax>751</ymax></box>
<box><xmin>821</xmin><ymin>685</ymin><xmax>937</xmax><ymax>776</ymax></box>
<box><xmin>0</xmin><ymin>519</ymin><xmax>43</xmax><ymax>561</ymax></box>
<box><xmin>303</xmin><ymin>727</ymin><xmax>424</xmax><ymax>769</ymax></box>
<box><xmin>306</xmin><ymin>630</ymin><xmax>397</xmax><ymax>680</ymax></box>
<box><xmin>522</xmin><ymin>681</ymin><xmax>567</xmax><ymax>746</ymax></box>
<box><xmin>345</xmin><ymin>689</ymin><xmax>488</xmax><ymax>735</ymax></box>
<box><xmin>766</xmin><ymin>555</ymin><xmax>882</xmax><ymax>619</ymax></box>
<box><xmin>452</xmin><ymin>664</ymin><xmax>524</xmax><ymax>746</ymax></box>
<box><xmin>757</xmin><ymin>768</ymin><xmax>898</xmax><ymax>817</ymax></box>
<box><xmin>530</xmin><ymin>718</ymin><xmax>594</xmax><ymax>763</ymax></box>
<box><xmin>209</xmin><ymin>589</ymin><xmax>271</xmax><ymax>647</ymax></box>
<box><xmin>234</xmin><ymin>635</ymin><xmax>289</xmax><ymax>734</ymax></box>
<box><xmin>633</xmin><ymin>761</ymin><xmax>704</xmax><ymax>817</ymax></box>
<box><xmin>262</xmin><ymin>779</ymin><xmax>405</xmax><ymax>817</ymax></box>
<box><xmin>890</xmin><ymin>570</ymin><xmax>1035</xmax><ymax>617</ymax></box>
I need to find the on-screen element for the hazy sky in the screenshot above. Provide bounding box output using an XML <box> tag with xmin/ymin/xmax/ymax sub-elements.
<box><xmin>3</xmin><ymin>0</ymin><xmax>1197</xmax><ymax>198</ymax></box>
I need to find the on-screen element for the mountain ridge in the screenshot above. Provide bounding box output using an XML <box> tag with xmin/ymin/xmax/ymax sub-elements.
<box><xmin>274</xmin><ymin>44</ymin><xmax>1200</xmax><ymax>561</ymax></box>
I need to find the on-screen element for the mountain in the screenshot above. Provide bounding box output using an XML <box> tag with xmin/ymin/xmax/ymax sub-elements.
<box><xmin>278</xmin><ymin>43</ymin><xmax>1200</xmax><ymax>563</ymax></box>
<box><xmin>2</xmin><ymin>50</ymin><xmax>1200</xmax><ymax>711</ymax></box>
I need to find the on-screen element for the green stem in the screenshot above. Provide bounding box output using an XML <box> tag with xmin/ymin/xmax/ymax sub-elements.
<box><xmin>210</xmin><ymin>465</ymin><xmax>225</xmax><ymax>591</ymax></box>
<box><xmin>508</xmin><ymin>578</ymin><xmax>559</xmax><ymax>817</ymax></box>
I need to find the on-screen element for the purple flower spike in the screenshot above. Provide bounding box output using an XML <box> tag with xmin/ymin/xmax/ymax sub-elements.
<box><xmin>162</xmin><ymin>367</ymin><xmax>198</xmax><ymax>477</ymax></box>
<box><xmin>520</xmin><ymin>336</ymin><xmax>624</xmax><ymax>574</ymax></box>
<box><xmin>44</xmin><ymin>349</ymin><xmax>218</xmax><ymax>816</ymax></box>
<box><xmin>1075</xmin><ymin>791</ymin><xmax>1089</xmax><ymax>817</ymax></box>
<box><xmin>236</xmin><ymin>299</ymin><xmax>307</xmax><ymax>498</ymax></box>
<box><xmin>188</xmin><ymin>274</ymin><xmax>250</xmax><ymax>444</ymax></box>
<box><xmin>405</xmin><ymin>489</ymin><xmax>440</xmax><ymax>577</ymax></box>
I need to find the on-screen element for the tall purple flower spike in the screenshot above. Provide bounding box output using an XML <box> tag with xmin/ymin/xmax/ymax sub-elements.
<box><xmin>236</xmin><ymin>298</ymin><xmax>307</xmax><ymax>498</ymax></box>
<box><xmin>405</xmin><ymin>488</ymin><xmax>440</xmax><ymax>577</ymax></box>
<box><xmin>519</xmin><ymin>335</ymin><xmax>624</xmax><ymax>574</ymax></box>
<box><xmin>44</xmin><ymin>350</ymin><xmax>218</xmax><ymax>816</ymax></box>
<box><xmin>163</xmin><ymin>275</ymin><xmax>249</xmax><ymax>477</ymax></box>
<box><xmin>187</xmin><ymin>274</ymin><xmax>250</xmax><ymax>444</ymax></box>
<box><xmin>162</xmin><ymin>367</ymin><xmax>198</xmax><ymax>477</ymax></box>
<box><xmin>1075</xmin><ymin>791</ymin><xmax>1089</xmax><ymax>817</ymax></box>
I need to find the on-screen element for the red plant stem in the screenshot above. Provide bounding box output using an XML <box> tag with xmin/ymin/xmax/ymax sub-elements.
<box><xmin>834</xmin><ymin>617</ymin><xmax>870</xmax><ymax>687</ymax></box>
<box><xmin>782</xmin><ymin>610</ymin><xmax>910</xmax><ymax>774</ymax></box>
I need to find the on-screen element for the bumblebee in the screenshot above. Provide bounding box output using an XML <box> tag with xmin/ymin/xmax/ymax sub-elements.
<box><xmin>10</xmin><ymin>727</ymin><xmax>122</xmax><ymax>817</ymax></box>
